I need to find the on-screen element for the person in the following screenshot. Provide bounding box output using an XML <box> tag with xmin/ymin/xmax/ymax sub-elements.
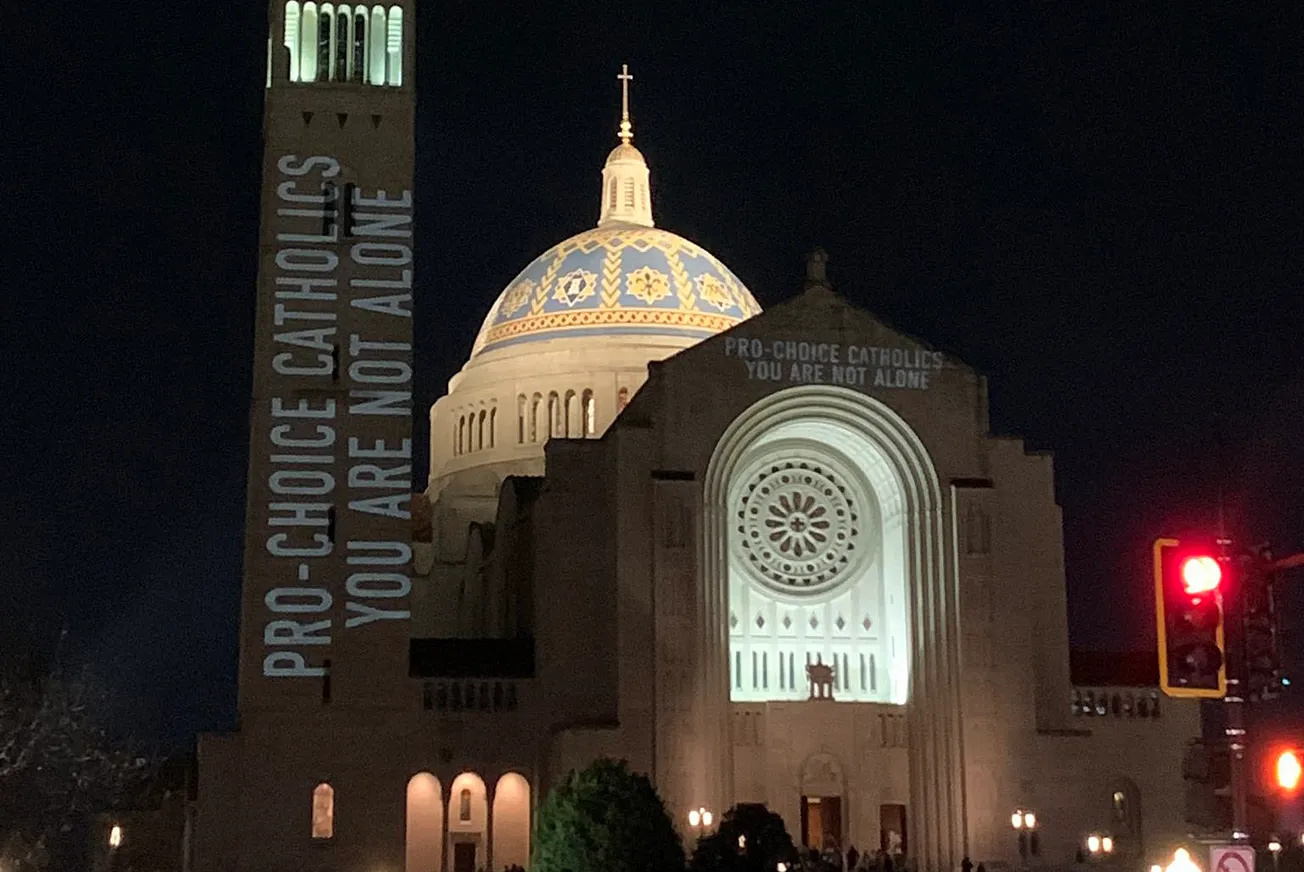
<box><xmin>962</xmin><ymin>856</ymin><xmax>973</xmax><ymax>872</ymax></box>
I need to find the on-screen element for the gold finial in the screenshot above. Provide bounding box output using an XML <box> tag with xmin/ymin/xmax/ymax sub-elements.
<box><xmin>617</xmin><ymin>64</ymin><xmax>634</xmax><ymax>143</ymax></box>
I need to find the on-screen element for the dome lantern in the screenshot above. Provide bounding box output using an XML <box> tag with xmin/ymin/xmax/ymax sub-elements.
<box><xmin>598</xmin><ymin>64</ymin><xmax>654</xmax><ymax>228</ymax></box>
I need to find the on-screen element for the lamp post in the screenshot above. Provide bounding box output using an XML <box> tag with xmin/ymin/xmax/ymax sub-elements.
<box><xmin>1268</xmin><ymin>838</ymin><xmax>1282</xmax><ymax>872</ymax></box>
<box><xmin>688</xmin><ymin>807</ymin><xmax>714</xmax><ymax>839</ymax></box>
<box><xmin>1012</xmin><ymin>810</ymin><xmax>1038</xmax><ymax>864</ymax></box>
<box><xmin>107</xmin><ymin>824</ymin><xmax>123</xmax><ymax>872</ymax></box>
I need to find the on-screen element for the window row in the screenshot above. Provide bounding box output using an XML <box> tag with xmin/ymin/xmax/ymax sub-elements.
<box><xmin>731</xmin><ymin>650</ymin><xmax>879</xmax><ymax>694</ymax></box>
<box><xmin>310</xmin><ymin>771</ymin><xmax>532</xmax><ymax>872</ymax></box>
<box><xmin>454</xmin><ymin>407</ymin><xmax>497</xmax><ymax>456</ymax></box>
<box><xmin>422</xmin><ymin>679</ymin><xmax>519</xmax><ymax>713</ymax></box>
<box><xmin>1072</xmin><ymin>688</ymin><xmax>1162</xmax><ymax>718</ymax></box>
<box><xmin>515</xmin><ymin>390</ymin><xmax>596</xmax><ymax>444</ymax></box>
<box><xmin>283</xmin><ymin>2</ymin><xmax>403</xmax><ymax>86</ymax></box>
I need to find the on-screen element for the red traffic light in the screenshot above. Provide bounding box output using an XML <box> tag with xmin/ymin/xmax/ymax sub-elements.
<box><xmin>1181</xmin><ymin>555</ymin><xmax>1222</xmax><ymax>596</ymax></box>
<box><xmin>1277</xmin><ymin>750</ymin><xmax>1302</xmax><ymax>793</ymax></box>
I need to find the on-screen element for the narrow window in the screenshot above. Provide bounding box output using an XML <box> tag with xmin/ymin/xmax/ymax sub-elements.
<box><xmin>751</xmin><ymin>651</ymin><xmax>757</xmax><ymax>688</ymax></box>
<box><xmin>582</xmin><ymin>389</ymin><xmax>595</xmax><ymax>436</ymax></box>
<box><xmin>368</xmin><ymin>6</ymin><xmax>386</xmax><ymax>84</ymax></box>
<box><xmin>334</xmin><ymin>7</ymin><xmax>349</xmax><ymax>81</ymax></box>
<box><xmin>870</xmin><ymin>654</ymin><xmax>877</xmax><ymax>692</ymax></box>
<box><xmin>459</xmin><ymin>788</ymin><xmax>472</xmax><ymax>822</ymax></box>
<box><xmin>311</xmin><ymin>783</ymin><xmax>335</xmax><ymax>839</ymax></box>
<box><xmin>316</xmin><ymin>5</ymin><xmax>332</xmax><ymax>82</ymax></box>
<box><xmin>608</xmin><ymin>180</ymin><xmax>617</xmax><ymax>210</ymax></box>
<box><xmin>547</xmin><ymin>392</ymin><xmax>560</xmax><ymax>437</ymax></box>
<box><xmin>623</xmin><ymin>179</ymin><xmax>635</xmax><ymax>208</ymax></box>
<box><xmin>517</xmin><ymin>395</ymin><xmax>526</xmax><ymax>444</ymax></box>
<box><xmin>617</xmin><ymin>386</ymin><xmax>629</xmax><ymax>411</ymax></box>
<box><xmin>352</xmin><ymin>10</ymin><xmax>366</xmax><ymax>82</ymax></box>
<box><xmin>530</xmin><ymin>394</ymin><xmax>542</xmax><ymax>442</ymax></box>
<box><xmin>734</xmin><ymin>652</ymin><xmax>742</xmax><ymax>689</ymax></box>
<box><xmin>488</xmin><ymin>407</ymin><xmax>496</xmax><ymax>448</ymax></box>
<box><xmin>299</xmin><ymin>3</ymin><xmax>319</xmax><ymax>82</ymax></box>
<box><xmin>477</xmin><ymin>409</ymin><xmax>486</xmax><ymax>450</ymax></box>
<box><xmin>564</xmin><ymin>390</ymin><xmax>578</xmax><ymax>437</ymax></box>
<box><xmin>284</xmin><ymin>1</ymin><xmax>302</xmax><ymax>82</ymax></box>
<box><xmin>762</xmin><ymin>652</ymin><xmax>768</xmax><ymax>689</ymax></box>
<box><xmin>386</xmin><ymin>6</ymin><xmax>403</xmax><ymax>86</ymax></box>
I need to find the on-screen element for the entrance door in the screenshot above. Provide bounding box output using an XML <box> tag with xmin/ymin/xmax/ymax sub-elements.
<box><xmin>801</xmin><ymin>796</ymin><xmax>843</xmax><ymax>852</ymax></box>
<box><xmin>879</xmin><ymin>804</ymin><xmax>907</xmax><ymax>856</ymax></box>
<box><xmin>453</xmin><ymin>842</ymin><xmax>477</xmax><ymax>872</ymax></box>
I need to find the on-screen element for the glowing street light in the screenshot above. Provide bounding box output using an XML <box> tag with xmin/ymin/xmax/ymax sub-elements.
<box><xmin>687</xmin><ymin>807</ymin><xmax>713</xmax><ymax>830</ymax></box>
<box><xmin>1165</xmin><ymin>848</ymin><xmax>1200</xmax><ymax>872</ymax></box>
<box><xmin>1087</xmin><ymin>836</ymin><xmax>1101</xmax><ymax>854</ymax></box>
<box><xmin>108</xmin><ymin>825</ymin><xmax>123</xmax><ymax>849</ymax></box>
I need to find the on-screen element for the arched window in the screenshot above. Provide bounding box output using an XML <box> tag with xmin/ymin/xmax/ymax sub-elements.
<box><xmin>547</xmin><ymin>392</ymin><xmax>561</xmax><ymax>437</ymax></box>
<box><xmin>582</xmin><ymin>389</ymin><xmax>595</xmax><ymax>436</ymax></box>
<box><xmin>623</xmin><ymin>179</ymin><xmax>635</xmax><ymax>208</ymax></box>
<box><xmin>530</xmin><ymin>394</ymin><xmax>542</xmax><ymax>443</ymax></box>
<box><xmin>459</xmin><ymin>788</ymin><xmax>472</xmax><ymax>822</ymax></box>
<box><xmin>334</xmin><ymin>6</ymin><xmax>350</xmax><ymax>81</ymax></box>
<box><xmin>368</xmin><ymin>6</ymin><xmax>386</xmax><ymax>84</ymax></box>
<box><xmin>351</xmin><ymin>9</ymin><xmax>366</xmax><ymax>82</ymax></box>
<box><xmin>299</xmin><ymin>3</ymin><xmax>319</xmax><ymax>82</ymax></box>
<box><xmin>284</xmin><ymin>2</ymin><xmax>302</xmax><ymax>82</ymax></box>
<box><xmin>316</xmin><ymin>5</ymin><xmax>332</xmax><ymax>82</ymax></box>
<box><xmin>517</xmin><ymin>395</ymin><xmax>526</xmax><ymax>444</ymax></box>
<box><xmin>617</xmin><ymin>386</ymin><xmax>630</xmax><ymax>411</ymax></box>
<box><xmin>386</xmin><ymin>6</ymin><xmax>403</xmax><ymax>86</ymax></box>
<box><xmin>608</xmin><ymin>180</ymin><xmax>617</xmax><ymax>210</ymax></box>
<box><xmin>477</xmin><ymin>409</ymin><xmax>486</xmax><ymax>450</ymax></box>
<box><xmin>457</xmin><ymin>416</ymin><xmax>465</xmax><ymax>455</ymax></box>
<box><xmin>564</xmin><ymin>390</ymin><xmax>578</xmax><ymax>437</ymax></box>
<box><xmin>311</xmin><ymin>782</ymin><xmax>335</xmax><ymax>839</ymax></box>
<box><xmin>489</xmin><ymin>408</ymin><xmax>497</xmax><ymax>448</ymax></box>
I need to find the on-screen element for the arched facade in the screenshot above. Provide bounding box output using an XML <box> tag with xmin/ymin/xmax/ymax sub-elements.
<box><xmin>406</xmin><ymin>773</ymin><xmax>443</xmax><ymax>872</ymax></box>
<box><xmin>491</xmin><ymin>773</ymin><xmax>531</xmax><ymax>870</ymax></box>
<box><xmin>702</xmin><ymin>385</ymin><xmax>963</xmax><ymax>872</ymax></box>
<box><xmin>448</xmin><ymin>772</ymin><xmax>489</xmax><ymax>871</ymax></box>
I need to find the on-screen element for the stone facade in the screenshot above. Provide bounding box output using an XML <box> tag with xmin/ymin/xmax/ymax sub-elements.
<box><xmin>195</xmin><ymin>7</ymin><xmax>1200</xmax><ymax>866</ymax></box>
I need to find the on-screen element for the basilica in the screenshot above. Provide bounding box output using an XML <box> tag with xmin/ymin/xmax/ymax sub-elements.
<box><xmin>193</xmin><ymin>9</ymin><xmax>1202</xmax><ymax>869</ymax></box>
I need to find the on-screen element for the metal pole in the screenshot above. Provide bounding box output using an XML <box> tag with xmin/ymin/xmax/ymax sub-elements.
<box><xmin>1222</xmin><ymin>539</ymin><xmax>1249</xmax><ymax>841</ymax></box>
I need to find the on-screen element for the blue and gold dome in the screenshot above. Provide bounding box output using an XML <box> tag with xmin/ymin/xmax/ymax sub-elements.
<box><xmin>469</xmin><ymin>65</ymin><xmax>761</xmax><ymax>358</ymax></box>
<box><xmin>470</xmin><ymin>225</ymin><xmax>763</xmax><ymax>357</ymax></box>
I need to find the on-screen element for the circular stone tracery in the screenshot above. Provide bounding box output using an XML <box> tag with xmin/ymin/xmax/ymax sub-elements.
<box><xmin>733</xmin><ymin>451</ymin><xmax>873</xmax><ymax>596</ymax></box>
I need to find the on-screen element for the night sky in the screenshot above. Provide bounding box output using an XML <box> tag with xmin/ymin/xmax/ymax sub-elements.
<box><xmin>6</xmin><ymin>3</ymin><xmax>1303</xmax><ymax>747</ymax></box>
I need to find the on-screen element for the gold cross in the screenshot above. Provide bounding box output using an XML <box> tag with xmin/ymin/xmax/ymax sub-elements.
<box><xmin>617</xmin><ymin>64</ymin><xmax>634</xmax><ymax>142</ymax></box>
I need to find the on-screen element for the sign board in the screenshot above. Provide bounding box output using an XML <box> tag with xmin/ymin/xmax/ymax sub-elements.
<box><xmin>1210</xmin><ymin>844</ymin><xmax>1254</xmax><ymax>872</ymax></box>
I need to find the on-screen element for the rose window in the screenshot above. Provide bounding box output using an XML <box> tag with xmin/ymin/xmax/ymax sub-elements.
<box><xmin>735</xmin><ymin>457</ymin><xmax>866</xmax><ymax>595</ymax></box>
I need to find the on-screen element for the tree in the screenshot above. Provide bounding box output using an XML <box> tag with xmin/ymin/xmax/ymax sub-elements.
<box><xmin>533</xmin><ymin>758</ymin><xmax>685</xmax><ymax>872</ymax></box>
<box><xmin>690</xmin><ymin>803</ymin><xmax>796</xmax><ymax>872</ymax></box>
<box><xmin>0</xmin><ymin>653</ymin><xmax>157</xmax><ymax>871</ymax></box>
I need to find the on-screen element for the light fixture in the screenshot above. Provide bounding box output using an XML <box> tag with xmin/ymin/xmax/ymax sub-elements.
<box><xmin>688</xmin><ymin>809</ymin><xmax>701</xmax><ymax>827</ymax></box>
<box><xmin>1087</xmin><ymin>835</ymin><xmax>1101</xmax><ymax>854</ymax></box>
<box><xmin>777</xmin><ymin>864</ymin><xmax>788</xmax><ymax>872</ymax></box>
<box><xmin>688</xmin><ymin>807</ymin><xmax>713</xmax><ymax>829</ymax></box>
<box><xmin>1024</xmin><ymin>812</ymin><xmax>1037</xmax><ymax>829</ymax></box>
<box><xmin>1011</xmin><ymin>812</ymin><xmax>1024</xmax><ymax>830</ymax></box>
<box><xmin>1166</xmin><ymin>848</ymin><xmax>1200</xmax><ymax>872</ymax></box>
<box><xmin>108</xmin><ymin>825</ymin><xmax>123</xmax><ymax>850</ymax></box>
<box><xmin>702</xmin><ymin>810</ymin><xmax>714</xmax><ymax>827</ymax></box>
<box><xmin>1102</xmin><ymin>837</ymin><xmax>1114</xmax><ymax>854</ymax></box>
<box><xmin>1269</xmin><ymin>839</ymin><xmax>1282</xmax><ymax>855</ymax></box>
<box><xmin>738</xmin><ymin>835</ymin><xmax>747</xmax><ymax>850</ymax></box>
<box><xmin>1152</xmin><ymin>865</ymin><xmax>1164</xmax><ymax>872</ymax></box>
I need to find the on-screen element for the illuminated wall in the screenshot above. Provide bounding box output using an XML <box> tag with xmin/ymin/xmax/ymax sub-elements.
<box><xmin>727</xmin><ymin>417</ymin><xmax>909</xmax><ymax>704</ymax></box>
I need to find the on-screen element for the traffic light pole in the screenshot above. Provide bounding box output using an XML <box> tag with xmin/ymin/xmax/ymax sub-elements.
<box><xmin>1222</xmin><ymin>539</ymin><xmax>1250</xmax><ymax>842</ymax></box>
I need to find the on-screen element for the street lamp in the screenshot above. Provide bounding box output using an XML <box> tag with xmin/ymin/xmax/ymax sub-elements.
<box><xmin>1012</xmin><ymin>809</ymin><xmax>1038</xmax><ymax>862</ymax></box>
<box><xmin>688</xmin><ymin>807</ymin><xmax>714</xmax><ymax>832</ymax></box>
<box><xmin>1165</xmin><ymin>848</ymin><xmax>1200</xmax><ymax>872</ymax></box>
<box><xmin>1268</xmin><ymin>838</ymin><xmax>1282</xmax><ymax>872</ymax></box>
<box><xmin>108</xmin><ymin>826</ymin><xmax>123</xmax><ymax>850</ymax></box>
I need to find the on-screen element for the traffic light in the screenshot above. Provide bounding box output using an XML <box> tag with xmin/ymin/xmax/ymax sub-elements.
<box><xmin>1240</xmin><ymin>548</ymin><xmax>1285</xmax><ymax>702</ymax></box>
<box><xmin>1154</xmin><ymin>538</ymin><xmax>1227</xmax><ymax>699</ymax></box>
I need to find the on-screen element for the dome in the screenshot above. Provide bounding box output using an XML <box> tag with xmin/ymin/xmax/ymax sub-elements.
<box><xmin>470</xmin><ymin>224</ymin><xmax>763</xmax><ymax>357</ymax></box>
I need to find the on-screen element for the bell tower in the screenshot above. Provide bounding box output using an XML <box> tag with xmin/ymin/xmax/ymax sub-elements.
<box><xmin>241</xmin><ymin>0</ymin><xmax>416</xmax><ymax>714</ymax></box>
